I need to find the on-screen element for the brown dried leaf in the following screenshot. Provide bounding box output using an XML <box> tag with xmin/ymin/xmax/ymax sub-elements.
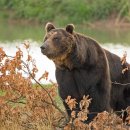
<box><xmin>65</xmin><ymin>96</ymin><xmax>77</xmax><ymax>110</ymax></box>
<box><xmin>71</xmin><ymin>110</ymin><xmax>76</xmax><ymax>118</ymax></box>
<box><xmin>122</xmin><ymin>67</ymin><xmax>129</xmax><ymax>74</ymax></box>
<box><xmin>23</xmin><ymin>41</ymin><xmax>30</xmax><ymax>49</ymax></box>
<box><xmin>121</xmin><ymin>51</ymin><xmax>127</xmax><ymax>65</ymax></box>
<box><xmin>77</xmin><ymin>111</ymin><xmax>88</xmax><ymax>121</ymax></box>
<box><xmin>80</xmin><ymin>95</ymin><xmax>91</xmax><ymax>111</ymax></box>
<box><xmin>38</xmin><ymin>71</ymin><xmax>49</xmax><ymax>81</ymax></box>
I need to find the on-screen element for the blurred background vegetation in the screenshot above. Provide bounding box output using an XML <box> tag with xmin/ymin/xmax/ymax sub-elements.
<box><xmin>0</xmin><ymin>0</ymin><xmax>130</xmax><ymax>43</ymax></box>
<box><xmin>0</xmin><ymin>0</ymin><xmax>130</xmax><ymax>25</ymax></box>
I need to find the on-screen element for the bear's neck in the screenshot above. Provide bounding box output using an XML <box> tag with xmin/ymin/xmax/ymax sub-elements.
<box><xmin>53</xmin><ymin>47</ymin><xmax>83</xmax><ymax>70</ymax></box>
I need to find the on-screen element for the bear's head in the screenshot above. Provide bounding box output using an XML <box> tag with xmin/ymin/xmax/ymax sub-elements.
<box><xmin>41</xmin><ymin>23</ymin><xmax>98</xmax><ymax>69</ymax></box>
<box><xmin>41</xmin><ymin>23</ymin><xmax>75</xmax><ymax>61</ymax></box>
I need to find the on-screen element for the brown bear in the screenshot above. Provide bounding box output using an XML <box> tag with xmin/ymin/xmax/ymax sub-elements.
<box><xmin>105</xmin><ymin>49</ymin><xmax>130</xmax><ymax>119</ymax></box>
<box><xmin>40</xmin><ymin>23</ymin><xmax>111</xmax><ymax>122</ymax></box>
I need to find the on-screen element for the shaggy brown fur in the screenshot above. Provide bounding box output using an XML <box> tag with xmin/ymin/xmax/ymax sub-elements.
<box><xmin>41</xmin><ymin>23</ymin><xmax>130</xmax><ymax>123</ymax></box>
<box><xmin>41</xmin><ymin>23</ymin><xmax>111</xmax><ymax>123</ymax></box>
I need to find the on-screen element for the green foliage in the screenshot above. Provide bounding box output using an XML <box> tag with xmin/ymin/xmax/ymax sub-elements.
<box><xmin>0</xmin><ymin>0</ymin><xmax>130</xmax><ymax>24</ymax></box>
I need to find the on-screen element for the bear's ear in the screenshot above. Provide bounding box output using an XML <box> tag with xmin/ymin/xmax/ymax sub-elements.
<box><xmin>45</xmin><ymin>22</ymin><xmax>55</xmax><ymax>32</ymax></box>
<box><xmin>66</xmin><ymin>24</ymin><xmax>75</xmax><ymax>34</ymax></box>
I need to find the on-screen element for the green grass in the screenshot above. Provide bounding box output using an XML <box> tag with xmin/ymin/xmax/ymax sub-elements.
<box><xmin>0</xmin><ymin>90</ymin><xmax>6</xmax><ymax>96</ymax></box>
<box><xmin>0</xmin><ymin>0</ymin><xmax>130</xmax><ymax>25</ymax></box>
<box><xmin>0</xmin><ymin>84</ymin><xmax>64</xmax><ymax>109</ymax></box>
<box><xmin>33</xmin><ymin>84</ymin><xmax>64</xmax><ymax>109</ymax></box>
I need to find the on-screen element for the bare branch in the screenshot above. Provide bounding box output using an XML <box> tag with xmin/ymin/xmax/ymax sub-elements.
<box><xmin>112</xmin><ymin>81</ymin><xmax>130</xmax><ymax>86</ymax></box>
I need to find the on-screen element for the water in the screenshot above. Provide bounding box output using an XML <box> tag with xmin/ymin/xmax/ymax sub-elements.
<box><xmin>1</xmin><ymin>41</ymin><xmax>130</xmax><ymax>83</ymax></box>
<box><xmin>0</xmin><ymin>20</ymin><xmax>130</xmax><ymax>83</ymax></box>
<box><xmin>1</xmin><ymin>19</ymin><xmax>130</xmax><ymax>44</ymax></box>
<box><xmin>0</xmin><ymin>41</ymin><xmax>56</xmax><ymax>83</ymax></box>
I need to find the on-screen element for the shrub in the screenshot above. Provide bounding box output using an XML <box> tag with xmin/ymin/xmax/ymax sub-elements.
<box><xmin>0</xmin><ymin>0</ymin><xmax>130</xmax><ymax>24</ymax></box>
<box><xmin>0</xmin><ymin>42</ymin><xmax>130</xmax><ymax>129</ymax></box>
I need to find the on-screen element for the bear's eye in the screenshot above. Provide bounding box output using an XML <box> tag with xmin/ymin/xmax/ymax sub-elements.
<box><xmin>53</xmin><ymin>37</ymin><xmax>59</xmax><ymax>41</ymax></box>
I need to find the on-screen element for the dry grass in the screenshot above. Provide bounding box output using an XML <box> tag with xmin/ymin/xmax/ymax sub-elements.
<box><xmin>0</xmin><ymin>42</ymin><xmax>130</xmax><ymax>130</ymax></box>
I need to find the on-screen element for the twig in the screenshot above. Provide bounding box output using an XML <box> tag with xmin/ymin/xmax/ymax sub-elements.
<box><xmin>22</xmin><ymin>61</ymin><xmax>67</xmax><ymax>117</ymax></box>
<box><xmin>7</xmin><ymin>95</ymin><xmax>26</xmax><ymax>104</ymax></box>
<box><xmin>6</xmin><ymin>55</ymin><xmax>68</xmax><ymax>120</ymax></box>
<box><xmin>112</xmin><ymin>81</ymin><xmax>130</xmax><ymax>86</ymax></box>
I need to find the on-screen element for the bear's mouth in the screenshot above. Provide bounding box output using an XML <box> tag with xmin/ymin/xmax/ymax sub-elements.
<box><xmin>41</xmin><ymin>48</ymin><xmax>46</xmax><ymax>55</ymax></box>
<box><xmin>41</xmin><ymin>46</ymin><xmax>71</xmax><ymax>62</ymax></box>
<box><xmin>41</xmin><ymin>49</ymin><xmax>57</xmax><ymax>59</ymax></box>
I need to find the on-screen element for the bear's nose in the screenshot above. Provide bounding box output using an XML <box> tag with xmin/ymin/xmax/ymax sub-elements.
<box><xmin>40</xmin><ymin>45</ymin><xmax>46</xmax><ymax>50</ymax></box>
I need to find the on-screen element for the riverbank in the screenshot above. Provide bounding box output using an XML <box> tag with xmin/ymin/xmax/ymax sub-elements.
<box><xmin>2</xmin><ymin>16</ymin><xmax>130</xmax><ymax>29</ymax></box>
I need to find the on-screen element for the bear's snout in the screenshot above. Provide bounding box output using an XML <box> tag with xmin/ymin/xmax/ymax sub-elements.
<box><xmin>40</xmin><ymin>43</ymin><xmax>48</xmax><ymax>54</ymax></box>
<box><xmin>40</xmin><ymin>45</ymin><xmax>46</xmax><ymax>50</ymax></box>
